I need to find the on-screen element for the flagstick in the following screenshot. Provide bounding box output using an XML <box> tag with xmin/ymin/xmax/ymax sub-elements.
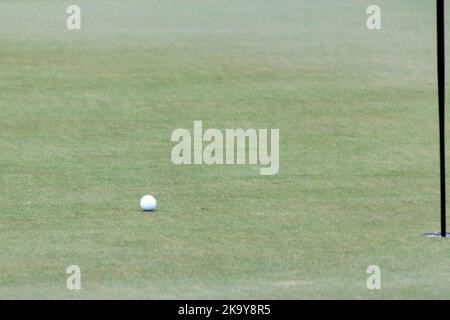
<box><xmin>427</xmin><ymin>0</ymin><xmax>448</xmax><ymax>238</ymax></box>
<box><xmin>437</xmin><ymin>0</ymin><xmax>446</xmax><ymax>237</ymax></box>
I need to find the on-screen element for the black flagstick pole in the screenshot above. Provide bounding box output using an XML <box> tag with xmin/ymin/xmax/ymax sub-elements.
<box><xmin>437</xmin><ymin>0</ymin><xmax>446</xmax><ymax>237</ymax></box>
<box><xmin>427</xmin><ymin>0</ymin><xmax>447</xmax><ymax>238</ymax></box>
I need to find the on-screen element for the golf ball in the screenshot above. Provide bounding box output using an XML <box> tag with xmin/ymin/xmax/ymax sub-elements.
<box><xmin>140</xmin><ymin>195</ymin><xmax>157</xmax><ymax>211</ymax></box>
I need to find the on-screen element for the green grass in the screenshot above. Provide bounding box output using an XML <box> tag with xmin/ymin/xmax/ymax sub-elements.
<box><xmin>1</xmin><ymin>0</ymin><xmax>450</xmax><ymax>299</ymax></box>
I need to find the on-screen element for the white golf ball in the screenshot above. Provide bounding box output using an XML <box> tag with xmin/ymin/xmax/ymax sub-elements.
<box><xmin>140</xmin><ymin>195</ymin><xmax>157</xmax><ymax>211</ymax></box>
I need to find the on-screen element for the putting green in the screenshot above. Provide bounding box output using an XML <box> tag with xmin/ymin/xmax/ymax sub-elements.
<box><xmin>0</xmin><ymin>0</ymin><xmax>449</xmax><ymax>299</ymax></box>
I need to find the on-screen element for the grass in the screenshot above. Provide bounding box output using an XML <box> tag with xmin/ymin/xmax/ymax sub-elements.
<box><xmin>1</xmin><ymin>0</ymin><xmax>450</xmax><ymax>299</ymax></box>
